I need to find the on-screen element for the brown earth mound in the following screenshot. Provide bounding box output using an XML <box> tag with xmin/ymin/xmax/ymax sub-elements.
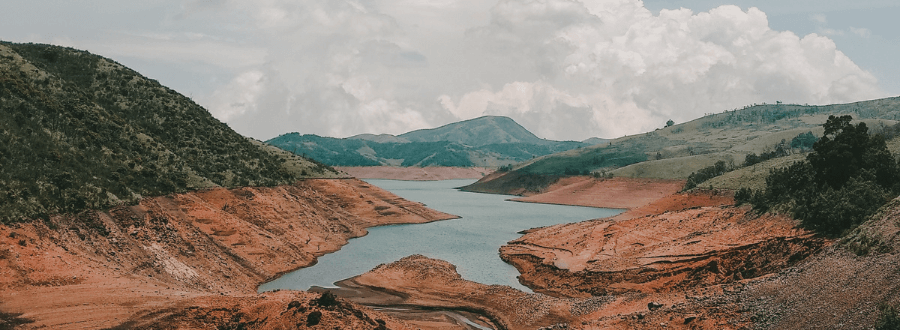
<box><xmin>501</xmin><ymin>193</ymin><xmax>828</xmax><ymax>298</ymax></box>
<box><xmin>337</xmin><ymin>166</ymin><xmax>492</xmax><ymax>181</ymax></box>
<box><xmin>109</xmin><ymin>290</ymin><xmax>413</xmax><ymax>330</ymax></box>
<box><xmin>339</xmin><ymin>254</ymin><xmax>757</xmax><ymax>330</ymax></box>
<box><xmin>0</xmin><ymin>179</ymin><xmax>454</xmax><ymax>329</ymax></box>
<box><xmin>511</xmin><ymin>177</ymin><xmax>686</xmax><ymax>209</ymax></box>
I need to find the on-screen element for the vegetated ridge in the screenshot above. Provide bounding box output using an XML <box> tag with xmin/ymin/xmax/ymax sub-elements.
<box><xmin>0</xmin><ymin>42</ymin><xmax>340</xmax><ymax>223</ymax></box>
<box><xmin>463</xmin><ymin>97</ymin><xmax>900</xmax><ymax>195</ymax></box>
<box><xmin>265</xmin><ymin>115</ymin><xmax>588</xmax><ymax>167</ymax></box>
<box><xmin>0</xmin><ymin>41</ymin><xmax>464</xmax><ymax>329</ymax></box>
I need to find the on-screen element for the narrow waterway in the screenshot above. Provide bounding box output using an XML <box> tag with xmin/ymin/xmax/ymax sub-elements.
<box><xmin>259</xmin><ymin>179</ymin><xmax>622</xmax><ymax>293</ymax></box>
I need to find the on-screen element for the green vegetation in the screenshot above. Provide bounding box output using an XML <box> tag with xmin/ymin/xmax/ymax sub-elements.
<box><xmin>266</xmin><ymin>133</ymin><xmax>587</xmax><ymax>167</ymax></box>
<box><xmin>684</xmin><ymin>161</ymin><xmax>732</xmax><ymax>190</ymax></box>
<box><xmin>0</xmin><ymin>42</ymin><xmax>334</xmax><ymax>223</ymax></box>
<box><xmin>742</xmin><ymin>116</ymin><xmax>900</xmax><ymax>237</ymax></box>
<box><xmin>876</xmin><ymin>304</ymin><xmax>900</xmax><ymax>330</ymax></box>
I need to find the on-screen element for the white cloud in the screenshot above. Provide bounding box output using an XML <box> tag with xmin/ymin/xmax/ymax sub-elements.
<box><xmin>850</xmin><ymin>27</ymin><xmax>872</xmax><ymax>38</ymax></box>
<box><xmin>809</xmin><ymin>13</ymin><xmax>827</xmax><ymax>24</ymax></box>
<box><xmin>159</xmin><ymin>0</ymin><xmax>889</xmax><ymax>140</ymax></box>
<box><xmin>442</xmin><ymin>0</ymin><xmax>884</xmax><ymax>139</ymax></box>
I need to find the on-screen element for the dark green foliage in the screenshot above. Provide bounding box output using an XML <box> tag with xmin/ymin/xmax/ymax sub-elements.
<box><xmin>684</xmin><ymin>161</ymin><xmax>730</xmax><ymax>190</ymax></box>
<box><xmin>0</xmin><ymin>42</ymin><xmax>320</xmax><ymax>223</ymax></box>
<box><xmin>876</xmin><ymin>304</ymin><xmax>900</xmax><ymax>330</ymax></box>
<box><xmin>749</xmin><ymin>115</ymin><xmax>900</xmax><ymax>237</ymax></box>
<box><xmin>734</xmin><ymin>187</ymin><xmax>753</xmax><ymax>205</ymax></box>
<box><xmin>665</xmin><ymin>119</ymin><xmax>674</xmax><ymax>127</ymax></box>
<box><xmin>314</xmin><ymin>292</ymin><xmax>340</xmax><ymax>308</ymax></box>
<box><xmin>790</xmin><ymin>131</ymin><xmax>817</xmax><ymax>151</ymax></box>
<box><xmin>305</xmin><ymin>311</ymin><xmax>322</xmax><ymax>326</ymax></box>
<box><xmin>744</xmin><ymin>142</ymin><xmax>789</xmax><ymax>167</ymax></box>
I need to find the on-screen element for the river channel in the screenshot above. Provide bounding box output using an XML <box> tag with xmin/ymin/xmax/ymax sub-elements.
<box><xmin>259</xmin><ymin>179</ymin><xmax>622</xmax><ymax>293</ymax></box>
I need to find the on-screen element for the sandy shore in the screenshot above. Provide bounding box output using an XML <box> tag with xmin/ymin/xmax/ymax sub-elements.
<box><xmin>337</xmin><ymin>166</ymin><xmax>492</xmax><ymax>181</ymax></box>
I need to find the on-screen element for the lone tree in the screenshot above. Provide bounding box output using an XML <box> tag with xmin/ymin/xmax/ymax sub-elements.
<box><xmin>665</xmin><ymin>119</ymin><xmax>675</xmax><ymax>127</ymax></box>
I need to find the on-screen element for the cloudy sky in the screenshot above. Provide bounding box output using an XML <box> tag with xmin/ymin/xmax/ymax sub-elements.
<box><xmin>3</xmin><ymin>0</ymin><xmax>898</xmax><ymax>141</ymax></box>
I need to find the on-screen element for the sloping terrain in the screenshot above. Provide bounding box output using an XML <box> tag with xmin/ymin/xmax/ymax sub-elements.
<box><xmin>397</xmin><ymin>115</ymin><xmax>547</xmax><ymax>146</ymax></box>
<box><xmin>0</xmin><ymin>41</ymin><xmax>461</xmax><ymax>329</ymax></box>
<box><xmin>0</xmin><ymin>178</ymin><xmax>454</xmax><ymax>329</ymax></box>
<box><xmin>0</xmin><ymin>42</ymin><xmax>339</xmax><ymax>223</ymax></box>
<box><xmin>265</xmin><ymin>116</ymin><xmax>587</xmax><ymax>167</ymax></box>
<box><xmin>463</xmin><ymin>97</ymin><xmax>900</xmax><ymax>194</ymax></box>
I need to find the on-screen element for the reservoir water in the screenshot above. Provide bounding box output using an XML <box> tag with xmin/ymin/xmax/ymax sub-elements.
<box><xmin>259</xmin><ymin>179</ymin><xmax>622</xmax><ymax>292</ymax></box>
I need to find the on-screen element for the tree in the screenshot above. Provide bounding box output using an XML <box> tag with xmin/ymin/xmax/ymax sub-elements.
<box><xmin>751</xmin><ymin>115</ymin><xmax>900</xmax><ymax>237</ymax></box>
<box><xmin>665</xmin><ymin>119</ymin><xmax>675</xmax><ymax>127</ymax></box>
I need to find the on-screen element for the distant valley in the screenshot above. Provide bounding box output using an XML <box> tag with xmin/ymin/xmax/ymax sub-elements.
<box><xmin>266</xmin><ymin>115</ymin><xmax>591</xmax><ymax>167</ymax></box>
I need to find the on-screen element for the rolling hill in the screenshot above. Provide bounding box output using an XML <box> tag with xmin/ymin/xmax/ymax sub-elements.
<box><xmin>266</xmin><ymin>116</ymin><xmax>588</xmax><ymax>167</ymax></box>
<box><xmin>463</xmin><ymin>97</ymin><xmax>900</xmax><ymax>194</ymax></box>
<box><xmin>0</xmin><ymin>41</ymin><xmax>340</xmax><ymax>223</ymax></box>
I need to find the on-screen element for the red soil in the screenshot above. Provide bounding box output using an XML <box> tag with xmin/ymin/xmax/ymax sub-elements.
<box><xmin>337</xmin><ymin>166</ymin><xmax>492</xmax><ymax>181</ymax></box>
<box><xmin>0</xmin><ymin>179</ymin><xmax>454</xmax><ymax>329</ymax></box>
<box><xmin>511</xmin><ymin>177</ymin><xmax>686</xmax><ymax>209</ymax></box>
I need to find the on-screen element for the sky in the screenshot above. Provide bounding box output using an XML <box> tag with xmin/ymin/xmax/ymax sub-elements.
<box><xmin>3</xmin><ymin>0</ymin><xmax>899</xmax><ymax>141</ymax></box>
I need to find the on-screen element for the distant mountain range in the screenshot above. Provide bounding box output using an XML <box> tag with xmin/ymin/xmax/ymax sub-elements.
<box><xmin>267</xmin><ymin>116</ymin><xmax>590</xmax><ymax>167</ymax></box>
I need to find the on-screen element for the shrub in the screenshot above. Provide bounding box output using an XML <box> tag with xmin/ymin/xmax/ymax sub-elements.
<box><xmin>684</xmin><ymin>161</ymin><xmax>730</xmax><ymax>190</ymax></box>
<box><xmin>876</xmin><ymin>304</ymin><xmax>900</xmax><ymax>330</ymax></box>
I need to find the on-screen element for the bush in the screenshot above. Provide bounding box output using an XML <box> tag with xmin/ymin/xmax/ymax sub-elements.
<box><xmin>684</xmin><ymin>161</ymin><xmax>730</xmax><ymax>190</ymax></box>
<box><xmin>876</xmin><ymin>304</ymin><xmax>900</xmax><ymax>330</ymax></box>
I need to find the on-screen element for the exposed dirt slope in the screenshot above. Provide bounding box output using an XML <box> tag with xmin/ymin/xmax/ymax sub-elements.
<box><xmin>0</xmin><ymin>179</ymin><xmax>454</xmax><ymax>329</ymax></box>
<box><xmin>740</xmin><ymin>197</ymin><xmax>900</xmax><ymax>329</ymax></box>
<box><xmin>511</xmin><ymin>177</ymin><xmax>685</xmax><ymax>209</ymax></box>
<box><xmin>109</xmin><ymin>290</ymin><xmax>414</xmax><ymax>330</ymax></box>
<box><xmin>337</xmin><ymin>166</ymin><xmax>491</xmax><ymax>181</ymax></box>
<box><xmin>342</xmin><ymin>254</ymin><xmax>755</xmax><ymax>330</ymax></box>
<box><xmin>501</xmin><ymin>193</ymin><xmax>827</xmax><ymax>298</ymax></box>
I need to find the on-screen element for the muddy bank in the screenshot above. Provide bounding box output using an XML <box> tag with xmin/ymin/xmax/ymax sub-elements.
<box><xmin>0</xmin><ymin>178</ymin><xmax>454</xmax><ymax>329</ymax></box>
<box><xmin>510</xmin><ymin>177</ymin><xmax>686</xmax><ymax>209</ymax></box>
<box><xmin>500</xmin><ymin>195</ymin><xmax>827</xmax><ymax>297</ymax></box>
<box><xmin>462</xmin><ymin>173</ymin><xmax>688</xmax><ymax>211</ymax></box>
<box><xmin>333</xmin><ymin>254</ymin><xmax>759</xmax><ymax>330</ymax></box>
<box><xmin>338</xmin><ymin>166</ymin><xmax>492</xmax><ymax>181</ymax></box>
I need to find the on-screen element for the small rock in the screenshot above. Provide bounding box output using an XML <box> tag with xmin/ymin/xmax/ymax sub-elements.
<box><xmin>648</xmin><ymin>302</ymin><xmax>664</xmax><ymax>311</ymax></box>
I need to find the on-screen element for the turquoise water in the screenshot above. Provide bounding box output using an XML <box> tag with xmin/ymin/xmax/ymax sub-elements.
<box><xmin>258</xmin><ymin>179</ymin><xmax>622</xmax><ymax>292</ymax></box>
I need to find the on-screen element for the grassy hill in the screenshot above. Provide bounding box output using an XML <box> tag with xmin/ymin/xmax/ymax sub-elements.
<box><xmin>0</xmin><ymin>42</ymin><xmax>339</xmax><ymax>223</ymax></box>
<box><xmin>463</xmin><ymin>97</ymin><xmax>900</xmax><ymax>193</ymax></box>
<box><xmin>266</xmin><ymin>116</ymin><xmax>588</xmax><ymax>167</ymax></box>
<box><xmin>398</xmin><ymin>115</ymin><xmax>549</xmax><ymax>146</ymax></box>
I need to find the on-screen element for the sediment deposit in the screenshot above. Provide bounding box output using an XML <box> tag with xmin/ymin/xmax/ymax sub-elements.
<box><xmin>0</xmin><ymin>178</ymin><xmax>454</xmax><ymax>329</ymax></box>
<box><xmin>501</xmin><ymin>194</ymin><xmax>826</xmax><ymax>297</ymax></box>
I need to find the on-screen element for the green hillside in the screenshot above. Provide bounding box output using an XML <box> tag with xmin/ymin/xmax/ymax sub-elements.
<box><xmin>266</xmin><ymin>116</ymin><xmax>588</xmax><ymax>167</ymax></box>
<box><xmin>398</xmin><ymin>115</ymin><xmax>548</xmax><ymax>146</ymax></box>
<box><xmin>463</xmin><ymin>97</ymin><xmax>900</xmax><ymax>193</ymax></box>
<box><xmin>266</xmin><ymin>132</ymin><xmax>586</xmax><ymax>167</ymax></box>
<box><xmin>0</xmin><ymin>42</ymin><xmax>338</xmax><ymax>223</ymax></box>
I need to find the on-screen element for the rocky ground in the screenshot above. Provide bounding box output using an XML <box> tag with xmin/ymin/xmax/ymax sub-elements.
<box><xmin>337</xmin><ymin>166</ymin><xmax>492</xmax><ymax>181</ymax></box>
<box><xmin>336</xmin><ymin>189</ymin><xmax>900</xmax><ymax>329</ymax></box>
<box><xmin>0</xmin><ymin>178</ymin><xmax>455</xmax><ymax>329</ymax></box>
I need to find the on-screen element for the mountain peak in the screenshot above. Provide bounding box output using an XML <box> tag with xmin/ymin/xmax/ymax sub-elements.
<box><xmin>399</xmin><ymin>116</ymin><xmax>543</xmax><ymax>147</ymax></box>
